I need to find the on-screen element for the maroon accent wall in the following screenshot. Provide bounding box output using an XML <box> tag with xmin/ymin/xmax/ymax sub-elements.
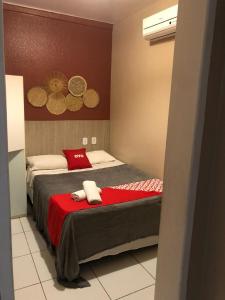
<box><xmin>3</xmin><ymin>4</ymin><xmax>113</xmax><ymax>120</ymax></box>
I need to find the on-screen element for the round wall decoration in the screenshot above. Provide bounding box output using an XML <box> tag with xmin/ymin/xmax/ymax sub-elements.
<box><xmin>68</xmin><ymin>76</ymin><xmax>87</xmax><ymax>97</ymax></box>
<box><xmin>27</xmin><ymin>87</ymin><xmax>48</xmax><ymax>107</ymax></box>
<box><xmin>46</xmin><ymin>92</ymin><xmax>67</xmax><ymax>115</ymax></box>
<box><xmin>45</xmin><ymin>71</ymin><xmax>68</xmax><ymax>94</ymax></box>
<box><xmin>65</xmin><ymin>94</ymin><xmax>83</xmax><ymax>112</ymax></box>
<box><xmin>83</xmin><ymin>89</ymin><xmax>100</xmax><ymax>108</ymax></box>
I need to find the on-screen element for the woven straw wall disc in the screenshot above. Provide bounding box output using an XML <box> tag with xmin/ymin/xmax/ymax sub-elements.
<box><xmin>46</xmin><ymin>71</ymin><xmax>68</xmax><ymax>94</ymax></box>
<box><xmin>83</xmin><ymin>89</ymin><xmax>100</xmax><ymax>108</ymax></box>
<box><xmin>27</xmin><ymin>87</ymin><xmax>48</xmax><ymax>107</ymax></box>
<box><xmin>68</xmin><ymin>76</ymin><xmax>87</xmax><ymax>97</ymax></box>
<box><xmin>65</xmin><ymin>94</ymin><xmax>83</xmax><ymax>112</ymax></box>
<box><xmin>46</xmin><ymin>92</ymin><xmax>67</xmax><ymax>115</ymax></box>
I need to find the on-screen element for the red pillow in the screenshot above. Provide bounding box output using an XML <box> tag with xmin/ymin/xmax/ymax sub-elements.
<box><xmin>63</xmin><ymin>148</ymin><xmax>92</xmax><ymax>170</ymax></box>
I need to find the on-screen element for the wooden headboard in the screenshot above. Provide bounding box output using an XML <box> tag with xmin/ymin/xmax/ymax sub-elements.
<box><xmin>25</xmin><ymin>120</ymin><xmax>110</xmax><ymax>156</ymax></box>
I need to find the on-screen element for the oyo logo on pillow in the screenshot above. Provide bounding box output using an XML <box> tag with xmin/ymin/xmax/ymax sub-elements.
<box><xmin>74</xmin><ymin>154</ymin><xmax>84</xmax><ymax>159</ymax></box>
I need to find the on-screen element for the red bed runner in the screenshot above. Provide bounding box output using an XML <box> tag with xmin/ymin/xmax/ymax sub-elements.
<box><xmin>48</xmin><ymin>187</ymin><xmax>161</xmax><ymax>247</ymax></box>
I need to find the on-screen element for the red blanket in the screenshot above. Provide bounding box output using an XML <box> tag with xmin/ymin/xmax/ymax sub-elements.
<box><xmin>48</xmin><ymin>187</ymin><xmax>161</xmax><ymax>247</ymax></box>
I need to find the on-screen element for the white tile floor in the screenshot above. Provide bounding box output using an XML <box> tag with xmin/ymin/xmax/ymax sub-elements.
<box><xmin>11</xmin><ymin>217</ymin><xmax>157</xmax><ymax>300</ymax></box>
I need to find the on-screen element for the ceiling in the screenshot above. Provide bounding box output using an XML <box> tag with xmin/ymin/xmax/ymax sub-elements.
<box><xmin>4</xmin><ymin>0</ymin><xmax>154</xmax><ymax>23</ymax></box>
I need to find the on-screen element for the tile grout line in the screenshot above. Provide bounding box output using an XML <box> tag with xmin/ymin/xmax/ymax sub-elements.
<box><xmin>21</xmin><ymin>230</ymin><xmax>37</xmax><ymax>234</ymax></box>
<box><xmin>13</xmin><ymin>219</ymin><xmax>52</xmax><ymax>298</ymax></box>
<box><xmin>14</xmin><ymin>282</ymin><xmax>42</xmax><ymax>292</ymax></box>
<box><xmin>20</xmin><ymin>217</ymin><xmax>56</xmax><ymax>283</ymax></box>
<box><xmin>40</xmin><ymin>282</ymin><xmax>48</xmax><ymax>300</ymax></box>
<box><xmin>39</xmin><ymin>277</ymin><xmax>56</xmax><ymax>284</ymax></box>
<box><xmin>18</xmin><ymin>218</ymin><xmax>25</xmax><ymax>233</ymax></box>
<box><xmin>115</xmin><ymin>283</ymin><xmax>155</xmax><ymax>300</ymax></box>
<box><xmin>23</xmin><ymin>225</ymin><xmax>47</xmax><ymax>254</ymax></box>
<box><xmin>12</xmin><ymin>225</ymin><xmax>31</xmax><ymax>259</ymax></box>
<box><xmin>13</xmin><ymin>253</ymin><xmax>32</xmax><ymax>260</ymax></box>
<box><xmin>14</xmin><ymin>218</ymin><xmax>155</xmax><ymax>299</ymax></box>
<box><xmin>12</xmin><ymin>249</ymin><xmax>47</xmax><ymax>259</ymax></box>
<box><xmin>90</xmin><ymin>264</ymin><xmax>112</xmax><ymax>300</ymax></box>
<box><xmin>14</xmin><ymin>277</ymin><xmax>57</xmax><ymax>291</ymax></box>
<box><xmin>11</xmin><ymin>217</ymin><xmax>24</xmax><ymax>235</ymax></box>
<box><xmin>32</xmin><ymin>249</ymin><xmax>57</xmax><ymax>282</ymax></box>
<box><xmin>11</xmin><ymin>231</ymin><xmax>24</xmax><ymax>236</ymax></box>
<box><xmin>31</xmin><ymin>252</ymin><xmax>48</xmax><ymax>300</ymax></box>
<box><xmin>131</xmin><ymin>253</ymin><xmax>156</xmax><ymax>281</ymax></box>
<box><xmin>14</xmin><ymin>276</ymin><xmax>155</xmax><ymax>299</ymax></box>
<box><xmin>19</xmin><ymin>217</ymin><xmax>56</xmax><ymax>295</ymax></box>
<box><xmin>30</xmin><ymin>250</ymin><xmax>48</xmax><ymax>300</ymax></box>
<box><xmin>20</xmin><ymin>216</ymin><xmax>38</xmax><ymax>233</ymax></box>
<box><xmin>23</xmin><ymin>227</ymin><xmax>48</xmax><ymax>300</ymax></box>
<box><xmin>12</xmin><ymin>248</ymin><xmax>51</xmax><ymax>261</ymax></box>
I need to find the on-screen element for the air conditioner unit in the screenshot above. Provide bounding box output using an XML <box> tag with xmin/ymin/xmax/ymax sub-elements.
<box><xmin>143</xmin><ymin>4</ymin><xmax>178</xmax><ymax>42</ymax></box>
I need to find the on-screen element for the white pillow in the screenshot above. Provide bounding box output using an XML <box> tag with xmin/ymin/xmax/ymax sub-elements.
<box><xmin>26</xmin><ymin>155</ymin><xmax>67</xmax><ymax>171</ymax></box>
<box><xmin>86</xmin><ymin>150</ymin><xmax>116</xmax><ymax>165</ymax></box>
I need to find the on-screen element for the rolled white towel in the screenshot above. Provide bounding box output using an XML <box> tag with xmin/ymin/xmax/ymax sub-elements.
<box><xmin>71</xmin><ymin>188</ymin><xmax>102</xmax><ymax>201</ymax></box>
<box><xmin>83</xmin><ymin>180</ymin><xmax>102</xmax><ymax>204</ymax></box>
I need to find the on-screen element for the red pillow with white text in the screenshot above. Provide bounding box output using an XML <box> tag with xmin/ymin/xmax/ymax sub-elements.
<box><xmin>63</xmin><ymin>148</ymin><xmax>92</xmax><ymax>170</ymax></box>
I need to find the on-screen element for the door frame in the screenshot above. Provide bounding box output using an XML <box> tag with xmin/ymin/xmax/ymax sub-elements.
<box><xmin>0</xmin><ymin>1</ymin><xmax>14</xmax><ymax>299</ymax></box>
<box><xmin>155</xmin><ymin>0</ymin><xmax>217</xmax><ymax>299</ymax></box>
<box><xmin>187</xmin><ymin>0</ymin><xmax>225</xmax><ymax>298</ymax></box>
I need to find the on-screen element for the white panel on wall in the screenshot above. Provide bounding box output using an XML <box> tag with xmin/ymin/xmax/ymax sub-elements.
<box><xmin>8</xmin><ymin>150</ymin><xmax>27</xmax><ymax>217</ymax></box>
<box><xmin>5</xmin><ymin>75</ymin><xmax>27</xmax><ymax>217</ymax></box>
<box><xmin>5</xmin><ymin>75</ymin><xmax>25</xmax><ymax>152</ymax></box>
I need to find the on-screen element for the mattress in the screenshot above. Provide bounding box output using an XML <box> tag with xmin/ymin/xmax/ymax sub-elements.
<box><xmin>27</xmin><ymin>159</ymin><xmax>124</xmax><ymax>203</ymax></box>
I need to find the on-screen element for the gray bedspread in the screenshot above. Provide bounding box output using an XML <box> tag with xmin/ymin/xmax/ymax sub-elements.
<box><xmin>32</xmin><ymin>164</ymin><xmax>161</xmax><ymax>284</ymax></box>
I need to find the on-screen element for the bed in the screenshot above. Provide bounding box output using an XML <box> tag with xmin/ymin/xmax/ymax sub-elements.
<box><xmin>27</xmin><ymin>150</ymin><xmax>162</xmax><ymax>287</ymax></box>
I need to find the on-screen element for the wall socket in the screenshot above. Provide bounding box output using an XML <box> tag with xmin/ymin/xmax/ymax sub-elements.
<box><xmin>82</xmin><ymin>137</ymin><xmax>88</xmax><ymax>145</ymax></box>
<box><xmin>91</xmin><ymin>137</ymin><xmax>97</xmax><ymax>145</ymax></box>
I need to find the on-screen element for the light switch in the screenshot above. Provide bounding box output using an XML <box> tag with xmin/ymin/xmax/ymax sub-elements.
<box><xmin>82</xmin><ymin>137</ymin><xmax>88</xmax><ymax>145</ymax></box>
<box><xmin>92</xmin><ymin>137</ymin><xmax>97</xmax><ymax>145</ymax></box>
